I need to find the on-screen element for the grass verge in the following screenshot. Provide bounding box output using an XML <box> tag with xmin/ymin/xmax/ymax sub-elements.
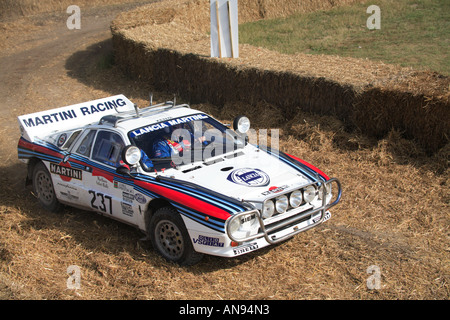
<box><xmin>239</xmin><ymin>0</ymin><xmax>450</xmax><ymax>75</ymax></box>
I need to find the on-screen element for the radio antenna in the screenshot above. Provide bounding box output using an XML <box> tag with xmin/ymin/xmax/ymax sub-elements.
<box><xmin>134</xmin><ymin>103</ymin><xmax>140</xmax><ymax>117</ymax></box>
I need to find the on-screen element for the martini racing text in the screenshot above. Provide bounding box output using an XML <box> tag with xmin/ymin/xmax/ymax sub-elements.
<box><xmin>20</xmin><ymin>97</ymin><xmax>128</xmax><ymax>128</ymax></box>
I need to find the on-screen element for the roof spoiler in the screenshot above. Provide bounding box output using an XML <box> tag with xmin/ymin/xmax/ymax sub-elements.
<box><xmin>17</xmin><ymin>94</ymin><xmax>135</xmax><ymax>142</ymax></box>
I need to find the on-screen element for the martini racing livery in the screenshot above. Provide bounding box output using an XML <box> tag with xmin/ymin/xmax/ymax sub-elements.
<box><xmin>17</xmin><ymin>95</ymin><xmax>342</xmax><ymax>265</ymax></box>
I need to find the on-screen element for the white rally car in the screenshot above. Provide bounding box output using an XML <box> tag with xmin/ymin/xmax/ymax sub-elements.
<box><xmin>17</xmin><ymin>95</ymin><xmax>341</xmax><ymax>265</ymax></box>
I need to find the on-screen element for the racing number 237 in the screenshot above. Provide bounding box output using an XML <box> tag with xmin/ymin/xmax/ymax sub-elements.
<box><xmin>89</xmin><ymin>190</ymin><xmax>112</xmax><ymax>214</ymax></box>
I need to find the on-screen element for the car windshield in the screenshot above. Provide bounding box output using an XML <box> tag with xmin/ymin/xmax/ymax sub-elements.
<box><xmin>128</xmin><ymin>114</ymin><xmax>245</xmax><ymax>171</ymax></box>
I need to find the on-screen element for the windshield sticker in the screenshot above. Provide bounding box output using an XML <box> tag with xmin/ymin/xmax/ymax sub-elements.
<box><xmin>227</xmin><ymin>168</ymin><xmax>270</xmax><ymax>187</ymax></box>
<box><xmin>130</xmin><ymin>114</ymin><xmax>208</xmax><ymax>138</ymax></box>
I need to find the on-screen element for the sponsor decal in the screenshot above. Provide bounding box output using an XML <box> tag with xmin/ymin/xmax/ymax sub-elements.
<box><xmin>261</xmin><ymin>185</ymin><xmax>289</xmax><ymax>196</ymax></box>
<box><xmin>134</xmin><ymin>193</ymin><xmax>146</xmax><ymax>204</ymax></box>
<box><xmin>227</xmin><ymin>168</ymin><xmax>270</xmax><ymax>187</ymax></box>
<box><xmin>122</xmin><ymin>191</ymin><xmax>134</xmax><ymax>204</ymax></box>
<box><xmin>50</xmin><ymin>162</ymin><xmax>82</xmax><ymax>182</ymax></box>
<box><xmin>96</xmin><ymin>176</ymin><xmax>109</xmax><ymax>188</ymax></box>
<box><xmin>193</xmin><ymin>235</ymin><xmax>224</xmax><ymax>247</ymax></box>
<box><xmin>121</xmin><ymin>202</ymin><xmax>134</xmax><ymax>217</ymax></box>
<box><xmin>312</xmin><ymin>211</ymin><xmax>331</xmax><ymax>223</ymax></box>
<box><xmin>233</xmin><ymin>242</ymin><xmax>259</xmax><ymax>255</ymax></box>
<box><xmin>57</xmin><ymin>133</ymin><xmax>67</xmax><ymax>147</ymax></box>
<box><xmin>59</xmin><ymin>190</ymin><xmax>79</xmax><ymax>201</ymax></box>
<box><xmin>57</xmin><ymin>182</ymin><xmax>80</xmax><ymax>201</ymax></box>
<box><xmin>240</xmin><ymin>213</ymin><xmax>256</xmax><ymax>224</ymax></box>
<box><xmin>113</xmin><ymin>180</ymin><xmax>134</xmax><ymax>193</ymax></box>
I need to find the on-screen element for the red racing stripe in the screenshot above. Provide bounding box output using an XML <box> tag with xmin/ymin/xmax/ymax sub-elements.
<box><xmin>285</xmin><ymin>153</ymin><xmax>329</xmax><ymax>181</ymax></box>
<box><xmin>136</xmin><ymin>180</ymin><xmax>231</xmax><ymax>221</ymax></box>
<box><xmin>18</xmin><ymin>138</ymin><xmax>63</xmax><ymax>160</ymax></box>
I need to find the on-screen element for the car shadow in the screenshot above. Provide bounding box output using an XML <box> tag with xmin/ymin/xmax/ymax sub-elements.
<box><xmin>64</xmin><ymin>37</ymin><xmax>175</xmax><ymax>108</ymax></box>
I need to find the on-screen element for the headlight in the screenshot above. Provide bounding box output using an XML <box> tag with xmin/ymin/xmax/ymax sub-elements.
<box><xmin>303</xmin><ymin>185</ymin><xmax>317</xmax><ymax>203</ymax></box>
<box><xmin>228</xmin><ymin>218</ymin><xmax>241</xmax><ymax>234</ymax></box>
<box><xmin>228</xmin><ymin>212</ymin><xmax>258</xmax><ymax>240</ymax></box>
<box><xmin>122</xmin><ymin>145</ymin><xmax>141</xmax><ymax>166</ymax></box>
<box><xmin>318</xmin><ymin>183</ymin><xmax>332</xmax><ymax>200</ymax></box>
<box><xmin>289</xmin><ymin>190</ymin><xmax>303</xmax><ymax>208</ymax></box>
<box><xmin>275</xmin><ymin>195</ymin><xmax>289</xmax><ymax>213</ymax></box>
<box><xmin>233</xmin><ymin>115</ymin><xmax>250</xmax><ymax>134</ymax></box>
<box><xmin>262</xmin><ymin>200</ymin><xmax>275</xmax><ymax>219</ymax></box>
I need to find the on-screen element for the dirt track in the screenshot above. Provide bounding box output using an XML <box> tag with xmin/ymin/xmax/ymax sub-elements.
<box><xmin>0</xmin><ymin>2</ymin><xmax>161</xmax><ymax>299</ymax></box>
<box><xmin>0</xmin><ymin>2</ymin><xmax>448</xmax><ymax>300</ymax></box>
<box><xmin>0</xmin><ymin>3</ymin><xmax>157</xmax><ymax>187</ymax></box>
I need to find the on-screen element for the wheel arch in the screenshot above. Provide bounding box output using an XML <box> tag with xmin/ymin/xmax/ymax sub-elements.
<box><xmin>144</xmin><ymin>197</ymin><xmax>175</xmax><ymax>233</ymax></box>
<box><xmin>26</xmin><ymin>157</ymin><xmax>42</xmax><ymax>186</ymax></box>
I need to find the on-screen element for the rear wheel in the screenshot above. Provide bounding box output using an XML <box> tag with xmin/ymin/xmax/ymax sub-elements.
<box><xmin>32</xmin><ymin>162</ymin><xmax>61</xmax><ymax>212</ymax></box>
<box><xmin>149</xmin><ymin>207</ymin><xmax>203</xmax><ymax>265</ymax></box>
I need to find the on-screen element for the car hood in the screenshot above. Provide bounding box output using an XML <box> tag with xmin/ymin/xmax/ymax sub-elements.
<box><xmin>159</xmin><ymin>146</ymin><xmax>314</xmax><ymax>203</ymax></box>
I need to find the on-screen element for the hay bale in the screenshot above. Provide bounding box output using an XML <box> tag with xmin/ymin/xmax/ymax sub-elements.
<box><xmin>352</xmin><ymin>85</ymin><xmax>449</xmax><ymax>153</ymax></box>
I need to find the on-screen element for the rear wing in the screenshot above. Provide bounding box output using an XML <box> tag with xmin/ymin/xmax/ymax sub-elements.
<box><xmin>17</xmin><ymin>94</ymin><xmax>135</xmax><ymax>142</ymax></box>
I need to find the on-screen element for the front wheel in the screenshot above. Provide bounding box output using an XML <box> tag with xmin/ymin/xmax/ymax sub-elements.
<box><xmin>149</xmin><ymin>207</ymin><xmax>203</xmax><ymax>266</ymax></box>
<box><xmin>32</xmin><ymin>162</ymin><xmax>61</xmax><ymax>212</ymax></box>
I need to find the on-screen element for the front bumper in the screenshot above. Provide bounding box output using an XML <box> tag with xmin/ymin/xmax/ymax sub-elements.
<box><xmin>226</xmin><ymin>178</ymin><xmax>342</xmax><ymax>246</ymax></box>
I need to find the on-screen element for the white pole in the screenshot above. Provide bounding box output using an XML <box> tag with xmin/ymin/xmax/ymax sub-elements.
<box><xmin>227</xmin><ymin>1</ymin><xmax>234</xmax><ymax>58</ymax></box>
<box><xmin>216</xmin><ymin>1</ymin><xmax>222</xmax><ymax>58</ymax></box>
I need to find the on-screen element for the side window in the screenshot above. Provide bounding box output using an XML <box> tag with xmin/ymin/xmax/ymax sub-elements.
<box><xmin>92</xmin><ymin>131</ymin><xmax>125</xmax><ymax>167</ymax></box>
<box><xmin>76</xmin><ymin>130</ymin><xmax>97</xmax><ymax>157</ymax></box>
<box><xmin>62</xmin><ymin>130</ymin><xmax>82</xmax><ymax>150</ymax></box>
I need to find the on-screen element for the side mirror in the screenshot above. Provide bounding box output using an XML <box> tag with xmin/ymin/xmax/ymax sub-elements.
<box><xmin>116</xmin><ymin>165</ymin><xmax>132</xmax><ymax>177</ymax></box>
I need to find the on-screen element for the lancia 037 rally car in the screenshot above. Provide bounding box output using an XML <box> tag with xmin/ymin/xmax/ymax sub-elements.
<box><xmin>17</xmin><ymin>94</ymin><xmax>341</xmax><ymax>265</ymax></box>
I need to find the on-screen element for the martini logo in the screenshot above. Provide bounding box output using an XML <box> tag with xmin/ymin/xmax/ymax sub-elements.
<box><xmin>50</xmin><ymin>162</ymin><xmax>82</xmax><ymax>182</ymax></box>
<box><xmin>57</xmin><ymin>133</ymin><xmax>67</xmax><ymax>147</ymax></box>
<box><xmin>227</xmin><ymin>168</ymin><xmax>270</xmax><ymax>187</ymax></box>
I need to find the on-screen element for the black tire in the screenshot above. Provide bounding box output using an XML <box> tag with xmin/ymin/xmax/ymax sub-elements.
<box><xmin>149</xmin><ymin>207</ymin><xmax>203</xmax><ymax>266</ymax></box>
<box><xmin>32</xmin><ymin>162</ymin><xmax>61</xmax><ymax>212</ymax></box>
